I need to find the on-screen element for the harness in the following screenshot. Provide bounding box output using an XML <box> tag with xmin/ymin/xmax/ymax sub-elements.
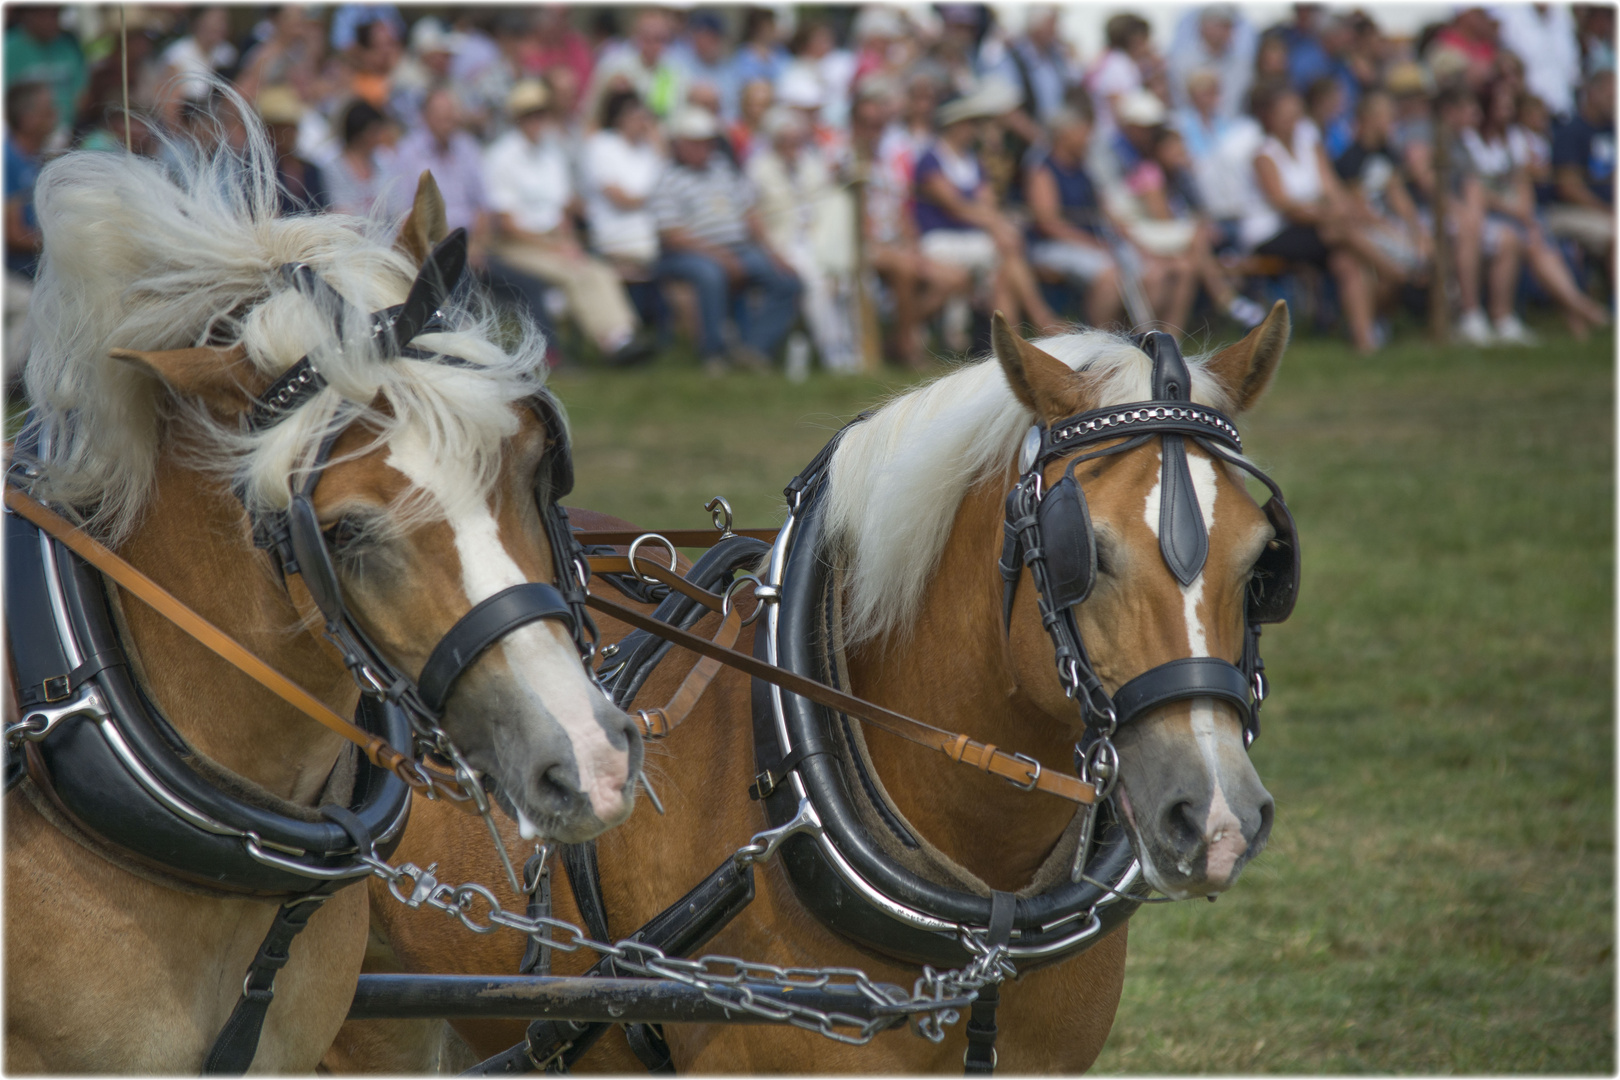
<box><xmin>3</xmin><ymin>228</ymin><xmax>601</xmax><ymax>1074</ymax></box>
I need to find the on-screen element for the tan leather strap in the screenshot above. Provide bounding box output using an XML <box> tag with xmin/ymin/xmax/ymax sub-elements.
<box><xmin>584</xmin><ymin>592</ymin><xmax>1096</xmax><ymax>805</ymax></box>
<box><xmin>574</xmin><ymin>528</ymin><xmax>780</xmax><ymax>547</ymax></box>
<box><xmin>587</xmin><ymin>555</ymin><xmax>725</xmax><ymax>613</ymax></box>
<box><xmin>4</xmin><ymin>485</ymin><xmax>469</xmax><ymax>804</ymax></box>
<box><xmin>633</xmin><ymin>606</ymin><xmax>743</xmax><ymax>739</ymax></box>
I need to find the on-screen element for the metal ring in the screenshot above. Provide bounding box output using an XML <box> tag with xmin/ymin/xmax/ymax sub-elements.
<box><xmin>627</xmin><ymin>533</ymin><xmax>679</xmax><ymax>584</ymax></box>
<box><xmin>721</xmin><ymin>574</ymin><xmax>767</xmax><ymax>626</ymax></box>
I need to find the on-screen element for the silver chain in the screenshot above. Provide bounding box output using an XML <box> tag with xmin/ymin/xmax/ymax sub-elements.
<box><xmin>356</xmin><ymin>812</ymin><xmax>997</xmax><ymax>1047</ymax></box>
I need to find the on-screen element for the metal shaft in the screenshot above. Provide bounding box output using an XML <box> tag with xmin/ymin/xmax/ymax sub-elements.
<box><xmin>348</xmin><ymin>974</ymin><xmax>910</xmax><ymax>1027</ymax></box>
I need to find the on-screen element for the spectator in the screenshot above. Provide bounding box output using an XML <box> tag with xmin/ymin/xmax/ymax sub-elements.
<box><xmin>1547</xmin><ymin>68</ymin><xmax>1615</xmax><ymax>268</ymax></box>
<box><xmin>325</xmin><ymin>99</ymin><xmax>390</xmax><ymax>216</ymax></box>
<box><xmin>483</xmin><ymin>79</ymin><xmax>652</xmax><ymax>366</ymax></box>
<box><xmin>651</xmin><ymin>105</ymin><xmax>802</xmax><ymax>374</ymax></box>
<box><xmin>751</xmin><ymin>107</ymin><xmax>858</xmax><ymax>372</ymax></box>
<box><xmin>982</xmin><ymin>3</ymin><xmax>1081</xmax><ymax>126</ymax></box>
<box><xmin>4</xmin><ymin>80</ymin><xmax>54</xmax><ymax>383</ymax></box>
<box><xmin>913</xmin><ymin>84</ymin><xmax>1059</xmax><ymax>334</ymax></box>
<box><xmin>582</xmin><ymin>90</ymin><xmax>664</xmax><ymax>269</ymax></box>
<box><xmin>731</xmin><ymin>8</ymin><xmax>790</xmax><ymax>92</ymax></box>
<box><xmin>329</xmin><ymin>5</ymin><xmax>406</xmax><ymax>53</ymax></box>
<box><xmin>524</xmin><ymin>7</ymin><xmax>595</xmax><ymax>97</ymax></box>
<box><xmin>258</xmin><ymin>85</ymin><xmax>329</xmax><ymax>215</ymax></box>
<box><xmin>1175</xmin><ymin>67</ymin><xmax>1262</xmax><ymax>230</ymax></box>
<box><xmin>850</xmin><ymin>80</ymin><xmax>972</xmax><ymax>369</ymax></box>
<box><xmin>851</xmin><ymin>5</ymin><xmax>910</xmax><ymax>86</ymax></box>
<box><xmin>235</xmin><ymin>6</ymin><xmax>325</xmax><ymax>104</ymax></box>
<box><xmin>345</xmin><ymin>16</ymin><xmax>403</xmax><ymax>113</ymax></box>
<box><xmin>587</xmin><ymin>8</ymin><xmax>681</xmax><ymax>120</ymax></box>
<box><xmin>788</xmin><ymin>18</ymin><xmax>856</xmax><ymax>129</ymax></box>
<box><xmin>1466</xmin><ymin>78</ymin><xmax>1610</xmax><ymax>337</ymax></box>
<box><xmin>1430</xmin><ymin>8</ymin><xmax>1501</xmax><ymax>90</ymax></box>
<box><xmin>1240</xmin><ymin>81</ymin><xmax>1382</xmax><ymax>352</ymax></box>
<box><xmin>156</xmin><ymin>6</ymin><xmax>238</xmax><ymax>127</ymax></box>
<box><xmin>1254</xmin><ymin>28</ymin><xmax>1291</xmax><ymax>85</ymax></box>
<box><xmin>728</xmin><ymin>78</ymin><xmax>773</xmax><ymax>163</ymax></box>
<box><xmin>1087</xmin><ymin>13</ymin><xmax>1152</xmax><ymax>150</ymax></box>
<box><xmin>1024</xmin><ymin>105</ymin><xmax>1125</xmax><ymax>328</ymax></box>
<box><xmin>1513</xmin><ymin>92</ymin><xmax>1556</xmax><ymax>202</ymax></box>
<box><xmin>671</xmin><ymin>11</ymin><xmax>739</xmax><ymax>122</ymax></box>
<box><xmin>385</xmin><ymin>86</ymin><xmax>490</xmax><ymax>259</ymax></box>
<box><xmin>1335</xmin><ymin>89</ymin><xmax>1430</xmax><ymax>289</ymax></box>
<box><xmin>392</xmin><ymin>17</ymin><xmax>458</xmax><ymax>129</ymax></box>
<box><xmin>1306</xmin><ymin>75</ymin><xmax>1351</xmax><ymax>161</ymax></box>
<box><xmin>1491</xmin><ymin>4</ymin><xmax>1581</xmax><ymax>118</ymax></box>
<box><xmin>1167</xmin><ymin>5</ymin><xmax>1254</xmax><ymax>122</ymax></box>
<box><xmin>4</xmin><ymin>5</ymin><xmax>86</xmax><ymax>136</ymax></box>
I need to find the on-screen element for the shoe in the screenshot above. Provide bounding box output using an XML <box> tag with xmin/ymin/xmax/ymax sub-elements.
<box><xmin>604</xmin><ymin>333</ymin><xmax>658</xmax><ymax>368</ymax></box>
<box><xmin>1227</xmin><ymin>295</ymin><xmax>1269</xmax><ymax>329</ymax></box>
<box><xmin>1492</xmin><ymin>312</ymin><xmax>1539</xmax><ymax>346</ymax></box>
<box><xmin>727</xmin><ymin>344</ymin><xmax>772</xmax><ymax>373</ymax></box>
<box><xmin>701</xmin><ymin>354</ymin><xmax>730</xmax><ymax>378</ymax></box>
<box><xmin>1455</xmin><ymin>309</ymin><xmax>1495</xmax><ymax>347</ymax></box>
<box><xmin>941</xmin><ymin>297</ymin><xmax>971</xmax><ymax>353</ymax></box>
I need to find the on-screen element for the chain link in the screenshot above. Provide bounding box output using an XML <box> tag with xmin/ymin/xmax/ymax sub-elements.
<box><xmin>356</xmin><ymin>839</ymin><xmax>996</xmax><ymax>1047</ymax></box>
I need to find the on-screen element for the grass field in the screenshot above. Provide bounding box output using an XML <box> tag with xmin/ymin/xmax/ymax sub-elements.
<box><xmin>553</xmin><ymin>326</ymin><xmax>1614</xmax><ymax>1074</ymax></box>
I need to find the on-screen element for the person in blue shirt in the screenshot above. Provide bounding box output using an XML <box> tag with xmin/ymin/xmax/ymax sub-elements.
<box><xmin>1547</xmin><ymin>67</ymin><xmax>1615</xmax><ymax>267</ymax></box>
<box><xmin>728</xmin><ymin>8</ymin><xmax>788</xmax><ymax>93</ymax></box>
<box><xmin>4</xmin><ymin>81</ymin><xmax>54</xmax><ymax>281</ymax></box>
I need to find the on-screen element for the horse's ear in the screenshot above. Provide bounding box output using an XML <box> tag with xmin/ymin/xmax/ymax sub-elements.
<box><xmin>110</xmin><ymin>344</ymin><xmax>262</xmax><ymax>413</ymax></box>
<box><xmin>992</xmin><ymin>311</ymin><xmax>1082</xmax><ymax>424</ymax></box>
<box><xmin>1203</xmin><ymin>300</ymin><xmax>1289</xmax><ymax>414</ymax></box>
<box><xmin>395</xmin><ymin>171</ymin><xmax>448</xmax><ymax>265</ymax></box>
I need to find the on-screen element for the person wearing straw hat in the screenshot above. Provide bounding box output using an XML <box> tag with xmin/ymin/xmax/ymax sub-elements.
<box><xmin>485</xmin><ymin>79</ymin><xmax>654</xmax><ymax>367</ymax></box>
<box><xmin>257</xmin><ymin>85</ymin><xmax>329</xmax><ymax>215</ymax></box>
<box><xmin>912</xmin><ymin>79</ymin><xmax>1059</xmax><ymax>335</ymax></box>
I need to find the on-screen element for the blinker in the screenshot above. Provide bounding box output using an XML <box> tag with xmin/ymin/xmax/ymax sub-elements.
<box><xmin>1035</xmin><ymin>475</ymin><xmax>1096</xmax><ymax>609</ymax></box>
<box><xmin>286</xmin><ymin>493</ymin><xmax>345</xmax><ymax>625</ymax></box>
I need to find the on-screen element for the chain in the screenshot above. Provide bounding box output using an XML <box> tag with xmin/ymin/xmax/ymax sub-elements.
<box><xmin>354</xmin><ymin>818</ymin><xmax>998</xmax><ymax>1047</ymax></box>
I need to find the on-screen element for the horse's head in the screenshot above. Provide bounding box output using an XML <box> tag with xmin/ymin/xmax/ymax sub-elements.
<box><xmin>992</xmin><ymin>307</ymin><xmax>1292</xmax><ymax>899</ymax></box>
<box><xmin>101</xmin><ymin>177</ymin><xmax>639</xmax><ymax>843</ymax></box>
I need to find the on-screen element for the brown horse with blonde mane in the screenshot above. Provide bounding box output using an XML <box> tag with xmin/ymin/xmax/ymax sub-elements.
<box><xmin>328</xmin><ymin>303</ymin><xmax>1296</xmax><ymax>1073</ymax></box>
<box><xmin>5</xmin><ymin>119</ymin><xmax>640</xmax><ymax>1071</ymax></box>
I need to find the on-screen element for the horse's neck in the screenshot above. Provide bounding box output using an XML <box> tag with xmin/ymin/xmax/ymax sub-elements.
<box><xmin>113</xmin><ymin>449</ymin><xmax>356</xmax><ymax>805</ymax></box>
<box><xmin>846</xmin><ymin>476</ymin><xmax>1080</xmax><ymax>893</ymax></box>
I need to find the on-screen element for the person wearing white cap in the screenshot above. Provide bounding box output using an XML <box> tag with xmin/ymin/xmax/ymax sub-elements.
<box><xmin>650</xmin><ymin>105</ymin><xmax>802</xmax><ymax>374</ymax></box>
<box><xmin>750</xmin><ymin>106</ymin><xmax>859</xmax><ymax>373</ymax></box>
<box><xmin>484</xmin><ymin>80</ymin><xmax>653</xmax><ymax>367</ymax></box>
<box><xmin>392</xmin><ymin>16</ymin><xmax>460</xmax><ymax>130</ymax></box>
<box><xmin>912</xmin><ymin>86</ymin><xmax>1059</xmax><ymax>334</ymax></box>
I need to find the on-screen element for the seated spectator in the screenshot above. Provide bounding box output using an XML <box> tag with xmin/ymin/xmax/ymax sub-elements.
<box><xmin>750</xmin><ymin>107</ymin><xmax>858</xmax><ymax>372</ymax></box>
<box><xmin>258</xmin><ymin>86</ymin><xmax>329</xmax><ymax>215</ymax></box>
<box><xmin>850</xmin><ymin>79</ymin><xmax>971</xmax><ymax>369</ymax></box>
<box><xmin>1024</xmin><ymin>105</ymin><xmax>1125</xmax><ymax>328</ymax></box>
<box><xmin>1240</xmin><ymin>81</ymin><xmax>1383</xmax><ymax>352</ymax></box>
<box><xmin>326</xmin><ymin>99</ymin><xmax>390</xmax><ymax>216</ymax></box>
<box><xmin>1167</xmin><ymin>4</ymin><xmax>1254</xmax><ymax>122</ymax></box>
<box><xmin>787</xmin><ymin>18</ymin><xmax>855</xmax><ymax>129</ymax></box>
<box><xmin>1491</xmin><ymin>3</ymin><xmax>1580</xmax><ymax>118</ymax></box>
<box><xmin>1512</xmin><ymin>92</ymin><xmax>1555</xmax><ymax>202</ymax></box>
<box><xmin>385</xmin><ymin>86</ymin><xmax>490</xmax><ymax>256</ymax></box>
<box><xmin>731</xmin><ymin>7</ymin><xmax>789</xmax><ymax>91</ymax></box>
<box><xmin>671</xmin><ymin>11</ymin><xmax>739</xmax><ymax>121</ymax></box>
<box><xmin>651</xmin><ymin>105</ymin><xmax>802</xmax><ymax>374</ymax></box>
<box><xmin>1175</xmin><ymin>67</ymin><xmax>1262</xmax><ymax>232</ymax></box>
<box><xmin>913</xmin><ymin>85</ymin><xmax>1058</xmax><ymax>334</ymax></box>
<box><xmin>485</xmin><ymin>80</ymin><xmax>652</xmax><ymax>366</ymax></box>
<box><xmin>586</xmin><ymin>8</ymin><xmax>681</xmax><ymax>121</ymax></box>
<box><xmin>728</xmin><ymin>78</ymin><xmax>773</xmax><ymax>163</ymax></box>
<box><xmin>156</xmin><ymin>6</ymin><xmax>238</xmax><ymax>127</ymax></box>
<box><xmin>1335</xmin><ymin>90</ymin><xmax>1430</xmax><ymax>287</ymax></box>
<box><xmin>5</xmin><ymin>5</ymin><xmax>86</xmax><ymax>136</ymax></box>
<box><xmin>345</xmin><ymin>17</ymin><xmax>404</xmax><ymax>114</ymax></box>
<box><xmin>1546</xmin><ymin>68</ymin><xmax>1615</xmax><ymax>270</ymax></box>
<box><xmin>1465</xmin><ymin>79</ymin><xmax>1609</xmax><ymax>338</ymax></box>
<box><xmin>4</xmin><ymin>80</ymin><xmax>54</xmax><ymax>385</ymax></box>
<box><xmin>582</xmin><ymin>90</ymin><xmax>665</xmax><ymax>270</ymax></box>
<box><xmin>1306</xmin><ymin>75</ymin><xmax>1351</xmax><ymax>162</ymax></box>
<box><xmin>392</xmin><ymin>17</ymin><xmax>458</xmax><ymax>130</ymax></box>
<box><xmin>1087</xmin><ymin>13</ymin><xmax>1151</xmax><ymax>151</ymax></box>
<box><xmin>983</xmin><ymin>3</ymin><xmax>1081</xmax><ymax>127</ymax></box>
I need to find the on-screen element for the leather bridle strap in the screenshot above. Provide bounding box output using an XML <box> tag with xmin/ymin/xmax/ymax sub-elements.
<box><xmin>3</xmin><ymin>485</ymin><xmax>469</xmax><ymax>804</ymax></box>
<box><xmin>1111</xmin><ymin>657</ymin><xmax>1251</xmax><ymax>731</ymax></box>
<box><xmin>416</xmin><ymin>582</ymin><xmax>577</xmax><ymax>714</ymax></box>
<box><xmin>574</xmin><ymin>528</ymin><xmax>780</xmax><ymax>547</ymax></box>
<box><xmin>583</xmin><ymin>592</ymin><xmax>1099</xmax><ymax>805</ymax></box>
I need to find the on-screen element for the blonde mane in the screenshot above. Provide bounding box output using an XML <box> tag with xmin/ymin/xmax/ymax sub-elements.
<box><xmin>822</xmin><ymin>331</ymin><xmax>1235</xmax><ymax>647</ymax></box>
<box><xmin>22</xmin><ymin>95</ymin><xmax>548</xmax><ymax>544</ymax></box>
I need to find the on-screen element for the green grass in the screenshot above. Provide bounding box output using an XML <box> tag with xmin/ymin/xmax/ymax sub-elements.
<box><xmin>556</xmin><ymin>329</ymin><xmax>1614</xmax><ymax>1074</ymax></box>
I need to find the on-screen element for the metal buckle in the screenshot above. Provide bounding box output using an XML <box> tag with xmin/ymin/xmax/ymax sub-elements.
<box><xmin>1008</xmin><ymin>752</ymin><xmax>1041</xmax><ymax>792</ymax></box>
<box><xmin>749</xmin><ymin>768</ymin><xmax>779</xmax><ymax>800</ymax></box>
<box><xmin>40</xmin><ymin>674</ymin><xmax>71</xmax><ymax>703</ymax></box>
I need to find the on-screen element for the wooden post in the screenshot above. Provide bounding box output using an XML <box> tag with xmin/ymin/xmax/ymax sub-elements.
<box><xmin>851</xmin><ymin>155</ymin><xmax>883</xmax><ymax>373</ymax></box>
<box><xmin>1428</xmin><ymin>114</ymin><xmax>1451</xmax><ymax>344</ymax></box>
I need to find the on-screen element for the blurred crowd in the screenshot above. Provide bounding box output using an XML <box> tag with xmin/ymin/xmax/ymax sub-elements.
<box><xmin>3</xmin><ymin>3</ymin><xmax>1616</xmax><ymax>379</ymax></box>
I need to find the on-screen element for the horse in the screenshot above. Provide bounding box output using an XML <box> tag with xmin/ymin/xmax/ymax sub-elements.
<box><xmin>326</xmin><ymin>303</ymin><xmax>1295</xmax><ymax>1073</ymax></box>
<box><xmin>4</xmin><ymin>117</ymin><xmax>641</xmax><ymax>1072</ymax></box>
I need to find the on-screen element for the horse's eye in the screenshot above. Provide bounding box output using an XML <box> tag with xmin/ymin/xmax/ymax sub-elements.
<box><xmin>322</xmin><ymin>516</ymin><xmax>367</xmax><ymax>554</ymax></box>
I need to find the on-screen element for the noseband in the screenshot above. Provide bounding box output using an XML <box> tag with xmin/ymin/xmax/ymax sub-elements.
<box><xmin>241</xmin><ymin>230</ymin><xmax>599</xmax><ymax>760</ymax></box>
<box><xmin>998</xmin><ymin>332</ymin><xmax>1300</xmax><ymax>782</ymax></box>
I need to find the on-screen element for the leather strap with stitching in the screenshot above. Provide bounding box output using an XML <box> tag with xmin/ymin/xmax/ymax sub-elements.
<box><xmin>633</xmin><ymin>607</ymin><xmax>742</xmax><ymax>740</ymax></box>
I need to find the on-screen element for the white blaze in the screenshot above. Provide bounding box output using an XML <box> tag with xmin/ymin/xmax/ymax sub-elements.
<box><xmin>388</xmin><ymin>436</ymin><xmax>628</xmax><ymax>822</ymax></box>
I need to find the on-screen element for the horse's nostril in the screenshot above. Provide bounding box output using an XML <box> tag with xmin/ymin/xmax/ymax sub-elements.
<box><xmin>537</xmin><ymin>764</ymin><xmax>583</xmax><ymax>809</ymax></box>
<box><xmin>1252</xmin><ymin>796</ymin><xmax>1275</xmax><ymax>850</ymax></box>
<box><xmin>1163</xmin><ymin>800</ymin><xmax>1203</xmax><ymax>855</ymax></box>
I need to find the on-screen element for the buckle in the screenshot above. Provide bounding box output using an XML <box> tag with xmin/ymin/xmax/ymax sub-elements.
<box><xmin>748</xmin><ymin>769</ymin><xmax>778</xmax><ymax>801</ymax></box>
<box><xmin>40</xmin><ymin>675</ymin><xmax>71</xmax><ymax>703</ymax></box>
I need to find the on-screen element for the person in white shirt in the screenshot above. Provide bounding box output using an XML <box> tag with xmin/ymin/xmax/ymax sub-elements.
<box><xmin>486</xmin><ymin>80</ymin><xmax>650</xmax><ymax>365</ymax></box>
<box><xmin>581</xmin><ymin>90</ymin><xmax>665</xmax><ymax>269</ymax></box>
<box><xmin>1491</xmin><ymin>4</ymin><xmax>1581</xmax><ymax>119</ymax></box>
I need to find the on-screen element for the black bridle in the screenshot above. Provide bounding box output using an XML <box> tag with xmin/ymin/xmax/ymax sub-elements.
<box><xmin>241</xmin><ymin>229</ymin><xmax>598</xmax><ymax>759</ymax></box>
<box><xmin>998</xmin><ymin>331</ymin><xmax>1300</xmax><ymax>778</ymax></box>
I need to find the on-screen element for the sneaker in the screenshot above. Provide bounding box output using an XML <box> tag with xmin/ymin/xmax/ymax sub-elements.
<box><xmin>604</xmin><ymin>332</ymin><xmax>658</xmax><ymax>368</ymax></box>
<box><xmin>1492</xmin><ymin>312</ymin><xmax>1539</xmax><ymax>346</ymax></box>
<box><xmin>941</xmin><ymin>297</ymin><xmax>972</xmax><ymax>353</ymax></box>
<box><xmin>1456</xmin><ymin>309</ymin><xmax>1495</xmax><ymax>347</ymax></box>
<box><xmin>1227</xmin><ymin>295</ymin><xmax>1269</xmax><ymax>329</ymax></box>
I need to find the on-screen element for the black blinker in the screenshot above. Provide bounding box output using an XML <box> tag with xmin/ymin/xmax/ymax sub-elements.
<box><xmin>387</xmin><ymin>228</ymin><xmax>468</xmax><ymax>350</ymax></box>
<box><xmin>286</xmin><ymin>493</ymin><xmax>345</xmax><ymax>625</ymax></box>
<box><xmin>1035</xmin><ymin>475</ymin><xmax>1096</xmax><ymax>609</ymax></box>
